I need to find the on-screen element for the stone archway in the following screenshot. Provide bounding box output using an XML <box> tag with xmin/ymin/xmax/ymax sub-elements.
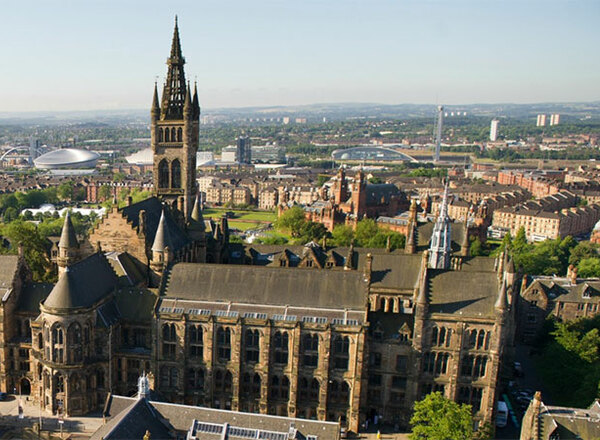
<box><xmin>20</xmin><ymin>378</ymin><xmax>31</xmax><ymax>395</ymax></box>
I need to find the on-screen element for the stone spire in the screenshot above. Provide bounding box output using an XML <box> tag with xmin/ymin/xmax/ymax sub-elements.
<box><xmin>461</xmin><ymin>222</ymin><xmax>470</xmax><ymax>257</ymax></box>
<box><xmin>428</xmin><ymin>180</ymin><xmax>452</xmax><ymax>269</ymax></box>
<box><xmin>183</xmin><ymin>81</ymin><xmax>192</xmax><ymax>116</ymax></box>
<box><xmin>152</xmin><ymin>208</ymin><xmax>172</xmax><ymax>253</ymax></box>
<box><xmin>151</xmin><ymin>82</ymin><xmax>160</xmax><ymax>118</ymax></box>
<box><xmin>495</xmin><ymin>277</ymin><xmax>508</xmax><ymax>311</ymax></box>
<box><xmin>57</xmin><ymin>211</ymin><xmax>79</xmax><ymax>277</ymax></box>
<box><xmin>190</xmin><ymin>193</ymin><xmax>204</xmax><ymax>225</ymax></box>
<box><xmin>59</xmin><ymin>211</ymin><xmax>78</xmax><ymax>250</ymax></box>
<box><xmin>193</xmin><ymin>81</ymin><xmax>200</xmax><ymax>118</ymax></box>
<box><xmin>161</xmin><ymin>16</ymin><xmax>187</xmax><ymax>120</ymax></box>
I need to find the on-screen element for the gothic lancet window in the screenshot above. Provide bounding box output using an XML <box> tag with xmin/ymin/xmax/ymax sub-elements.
<box><xmin>158</xmin><ymin>159</ymin><xmax>169</xmax><ymax>188</ymax></box>
<box><xmin>171</xmin><ymin>159</ymin><xmax>181</xmax><ymax>189</ymax></box>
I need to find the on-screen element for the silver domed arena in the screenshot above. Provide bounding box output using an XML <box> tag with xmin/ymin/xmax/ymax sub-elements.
<box><xmin>33</xmin><ymin>148</ymin><xmax>100</xmax><ymax>169</ymax></box>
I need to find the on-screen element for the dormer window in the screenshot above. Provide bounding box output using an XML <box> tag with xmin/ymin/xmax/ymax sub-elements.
<box><xmin>583</xmin><ymin>289</ymin><xmax>591</xmax><ymax>299</ymax></box>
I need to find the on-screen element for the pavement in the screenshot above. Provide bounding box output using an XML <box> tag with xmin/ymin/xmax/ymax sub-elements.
<box><xmin>0</xmin><ymin>395</ymin><xmax>103</xmax><ymax>438</ymax></box>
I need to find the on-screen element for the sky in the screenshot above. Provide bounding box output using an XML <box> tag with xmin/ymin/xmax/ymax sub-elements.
<box><xmin>1</xmin><ymin>0</ymin><xmax>598</xmax><ymax>112</ymax></box>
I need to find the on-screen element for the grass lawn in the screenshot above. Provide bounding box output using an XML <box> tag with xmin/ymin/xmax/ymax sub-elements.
<box><xmin>228</xmin><ymin>220</ymin><xmax>266</xmax><ymax>231</ymax></box>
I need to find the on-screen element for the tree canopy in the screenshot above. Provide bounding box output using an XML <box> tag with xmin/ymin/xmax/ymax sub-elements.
<box><xmin>410</xmin><ymin>392</ymin><xmax>473</xmax><ymax>440</ymax></box>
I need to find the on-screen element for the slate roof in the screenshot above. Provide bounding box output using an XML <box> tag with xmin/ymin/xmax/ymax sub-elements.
<box><xmin>0</xmin><ymin>255</ymin><xmax>19</xmax><ymax>295</ymax></box>
<box><xmin>115</xmin><ymin>287</ymin><xmax>157</xmax><ymax>323</ymax></box>
<box><xmin>121</xmin><ymin>197</ymin><xmax>190</xmax><ymax>253</ymax></box>
<box><xmin>417</xmin><ymin>221</ymin><xmax>466</xmax><ymax>251</ymax></box>
<box><xmin>92</xmin><ymin>398</ymin><xmax>171</xmax><ymax>440</ymax></box>
<box><xmin>163</xmin><ymin>262</ymin><xmax>366</xmax><ymax>310</ymax></box>
<box><xmin>43</xmin><ymin>253</ymin><xmax>118</xmax><ymax>311</ymax></box>
<box><xmin>96</xmin><ymin>395</ymin><xmax>341</xmax><ymax>440</ymax></box>
<box><xmin>364</xmin><ymin>183</ymin><xmax>401</xmax><ymax>205</ymax></box>
<box><xmin>539</xmin><ymin>400</ymin><xmax>600</xmax><ymax>440</ymax></box>
<box><xmin>16</xmin><ymin>283</ymin><xmax>53</xmax><ymax>313</ymax></box>
<box><xmin>428</xmin><ymin>260</ymin><xmax>499</xmax><ymax>318</ymax></box>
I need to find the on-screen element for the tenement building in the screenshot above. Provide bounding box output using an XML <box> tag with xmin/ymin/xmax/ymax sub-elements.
<box><xmin>0</xmin><ymin>19</ymin><xmax>518</xmax><ymax>435</ymax></box>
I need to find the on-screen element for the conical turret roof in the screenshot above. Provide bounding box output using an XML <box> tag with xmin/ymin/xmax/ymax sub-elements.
<box><xmin>43</xmin><ymin>253</ymin><xmax>117</xmax><ymax>311</ymax></box>
<box><xmin>152</xmin><ymin>208</ymin><xmax>172</xmax><ymax>252</ymax></box>
<box><xmin>58</xmin><ymin>211</ymin><xmax>78</xmax><ymax>249</ymax></box>
<box><xmin>190</xmin><ymin>193</ymin><xmax>205</xmax><ymax>230</ymax></box>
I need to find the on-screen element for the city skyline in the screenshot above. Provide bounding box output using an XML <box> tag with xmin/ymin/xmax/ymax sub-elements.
<box><xmin>1</xmin><ymin>0</ymin><xmax>599</xmax><ymax>112</ymax></box>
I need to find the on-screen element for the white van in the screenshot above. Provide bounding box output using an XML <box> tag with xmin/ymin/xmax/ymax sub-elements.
<box><xmin>496</xmin><ymin>400</ymin><xmax>508</xmax><ymax>428</ymax></box>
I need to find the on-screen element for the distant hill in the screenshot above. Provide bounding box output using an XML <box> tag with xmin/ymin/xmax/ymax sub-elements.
<box><xmin>1</xmin><ymin>101</ymin><xmax>599</xmax><ymax>125</ymax></box>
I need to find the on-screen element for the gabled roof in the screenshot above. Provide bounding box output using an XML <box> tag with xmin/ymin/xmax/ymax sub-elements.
<box><xmin>0</xmin><ymin>255</ymin><xmax>20</xmax><ymax>294</ymax></box>
<box><xmin>43</xmin><ymin>253</ymin><xmax>118</xmax><ymax>311</ymax></box>
<box><xmin>163</xmin><ymin>262</ymin><xmax>366</xmax><ymax>310</ymax></box>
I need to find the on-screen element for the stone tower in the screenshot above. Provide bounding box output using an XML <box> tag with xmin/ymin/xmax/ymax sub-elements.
<box><xmin>151</xmin><ymin>17</ymin><xmax>200</xmax><ymax>219</ymax></box>
<box><xmin>428</xmin><ymin>181</ymin><xmax>451</xmax><ymax>269</ymax></box>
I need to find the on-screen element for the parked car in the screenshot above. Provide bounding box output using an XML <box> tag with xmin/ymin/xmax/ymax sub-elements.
<box><xmin>0</xmin><ymin>392</ymin><xmax>7</xmax><ymax>401</ymax></box>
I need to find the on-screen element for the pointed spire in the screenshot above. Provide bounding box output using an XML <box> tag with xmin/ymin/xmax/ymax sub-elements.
<box><xmin>152</xmin><ymin>208</ymin><xmax>172</xmax><ymax>252</ymax></box>
<box><xmin>428</xmin><ymin>180</ymin><xmax>452</xmax><ymax>269</ymax></box>
<box><xmin>190</xmin><ymin>193</ymin><xmax>205</xmax><ymax>230</ymax></box>
<box><xmin>161</xmin><ymin>16</ymin><xmax>187</xmax><ymax>120</ymax></box>
<box><xmin>417</xmin><ymin>250</ymin><xmax>429</xmax><ymax>306</ymax></box>
<box><xmin>405</xmin><ymin>220</ymin><xmax>417</xmax><ymax>254</ymax></box>
<box><xmin>170</xmin><ymin>15</ymin><xmax>183</xmax><ymax>60</ymax></box>
<box><xmin>59</xmin><ymin>211</ymin><xmax>78</xmax><ymax>249</ymax></box>
<box><xmin>495</xmin><ymin>277</ymin><xmax>508</xmax><ymax>310</ymax></box>
<box><xmin>151</xmin><ymin>82</ymin><xmax>160</xmax><ymax>116</ymax></box>
<box><xmin>193</xmin><ymin>81</ymin><xmax>200</xmax><ymax>117</ymax></box>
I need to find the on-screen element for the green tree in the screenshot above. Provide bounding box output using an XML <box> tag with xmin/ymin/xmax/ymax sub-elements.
<box><xmin>98</xmin><ymin>185</ymin><xmax>113</xmax><ymax>201</ymax></box>
<box><xmin>57</xmin><ymin>181</ymin><xmax>75</xmax><ymax>201</ymax></box>
<box><xmin>474</xmin><ymin>422</ymin><xmax>495</xmax><ymax>440</ymax></box>
<box><xmin>410</xmin><ymin>392</ymin><xmax>473</xmax><ymax>440</ymax></box>
<box><xmin>354</xmin><ymin>218</ymin><xmax>378</xmax><ymax>246</ymax></box>
<box><xmin>331</xmin><ymin>225</ymin><xmax>354</xmax><ymax>247</ymax></box>
<box><xmin>470</xmin><ymin>237</ymin><xmax>488</xmax><ymax>256</ymax></box>
<box><xmin>570</xmin><ymin>242</ymin><xmax>599</xmax><ymax>266</ymax></box>
<box><xmin>0</xmin><ymin>220</ymin><xmax>55</xmax><ymax>282</ymax></box>
<box><xmin>297</xmin><ymin>221</ymin><xmax>328</xmax><ymax>243</ymax></box>
<box><xmin>275</xmin><ymin>206</ymin><xmax>307</xmax><ymax>238</ymax></box>
<box><xmin>577</xmin><ymin>257</ymin><xmax>600</xmax><ymax>278</ymax></box>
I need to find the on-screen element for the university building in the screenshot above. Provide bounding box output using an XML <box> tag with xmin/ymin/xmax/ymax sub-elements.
<box><xmin>0</xmin><ymin>20</ymin><xmax>517</xmax><ymax>435</ymax></box>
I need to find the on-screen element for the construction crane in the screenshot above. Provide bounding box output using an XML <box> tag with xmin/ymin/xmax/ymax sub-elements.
<box><xmin>433</xmin><ymin>105</ymin><xmax>444</xmax><ymax>162</ymax></box>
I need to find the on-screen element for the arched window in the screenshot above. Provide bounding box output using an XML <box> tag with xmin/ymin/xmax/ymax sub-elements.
<box><xmin>468</xmin><ymin>330</ymin><xmax>477</xmax><ymax>349</ymax></box>
<box><xmin>68</xmin><ymin>323</ymin><xmax>82</xmax><ymax>363</ymax></box>
<box><xmin>165</xmin><ymin>127</ymin><xmax>170</xmax><ymax>142</ymax></box>
<box><xmin>273</xmin><ymin>331</ymin><xmax>288</xmax><ymax>365</ymax></box>
<box><xmin>158</xmin><ymin>159</ymin><xmax>169</xmax><ymax>189</ymax></box>
<box><xmin>171</xmin><ymin>159</ymin><xmax>181</xmax><ymax>189</ymax></box>
<box><xmin>162</xmin><ymin>324</ymin><xmax>176</xmax><ymax>359</ymax></box>
<box><xmin>217</xmin><ymin>327</ymin><xmax>231</xmax><ymax>361</ymax></box>
<box><xmin>158</xmin><ymin>128</ymin><xmax>164</xmax><ymax>142</ymax></box>
<box><xmin>302</xmin><ymin>334</ymin><xmax>319</xmax><ymax>367</ymax></box>
<box><xmin>439</xmin><ymin>327</ymin><xmax>446</xmax><ymax>346</ymax></box>
<box><xmin>477</xmin><ymin>330</ymin><xmax>486</xmax><ymax>349</ymax></box>
<box><xmin>245</xmin><ymin>329</ymin><xmax>260</xmax><ymax>363</ymax></box>
<box><xmin>96</xmin><ymin>369</ymin><xmax>105</xmax><ymax>389</ymax></box>
<box><xmin>431</xmin><ymin>327</ymin><xmax>439</xmax><ymax>346</ymax></box>
<box><xmin>171</xmin><ymin>127</ymin><xmax>176</xmax><ymax>142</ymax></box>
<box><xmin>177</xmin><ymin>127</ymin><xmax>182</xmax><ymax>142</ymax></box>
<box><xmin>333</xmin><ymin>335</ymin><xmax>350</xmax><ymax>370</ymax></box>
<box><xmin>189</xmin><ymin>325</ymin><xmax>203</xmax><ymax>358</ymax></box>
<box><xmin>37</xmin><ymin>333</ymin><xmax>43</xmax><ymax>350</ymax></box>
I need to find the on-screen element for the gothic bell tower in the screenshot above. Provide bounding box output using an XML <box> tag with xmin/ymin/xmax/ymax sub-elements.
<box><xmin>151</xmin><ymin>17</ymin><xmax>200</xmax><ymax>218</ymax></box>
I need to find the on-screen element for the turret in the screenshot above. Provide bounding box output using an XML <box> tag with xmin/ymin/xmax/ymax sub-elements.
<box><xmin>344</xmin><ymin>241</ymin><xmax>354</xmax><ymax>270</ymax></box>
<box><xmin>188</xmin><ymin>193</ymin><xmax>206</xmax><ymax>241</ymax></box>
<box><xmin>57</xmin><ymin>211</ymin><xmax>79</xmax><ymax>277</ymax></box>
<box><xmin>183</xmin><ymin>81</ymin><xmax>192</xmax><ymax>118</ymax></box>
<box><xmin>363</xmin><ymin>253</ymin><xmax>373</xmax><ymax>284</ymax></box>
<box><xmin>150</xmin><ymin>208</ymin><xmax>172</xmax><ymax>273</ymax></box>
<box><xmin>151</xmin><ymin>82</ymin><xmax>160</xmax><ymax>122</ymax></box>
<box><xmin>461</xmin><ymin>223</ymin><xmax>470</xmax><ymax>257</ymax></box>
<box><xmin>495</xmin><ymin>277</ymin><xmax>508</xmax><ymax>323</ymax></box>
<box><xmin>193</xmin><ymin>81</ymin><xmax>201</xmax><ymax>119</ymax></box>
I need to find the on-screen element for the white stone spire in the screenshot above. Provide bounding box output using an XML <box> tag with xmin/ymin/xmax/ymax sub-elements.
<box><xmin>428</xmin><ymin>180</ymin><xmax>452</xmax><ymax>269</ymax></box>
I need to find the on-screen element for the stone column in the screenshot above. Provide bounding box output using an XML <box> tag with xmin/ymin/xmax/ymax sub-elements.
<box><xmin>205</xmin><ymin>319</ymin><xmax>215</xmax><ymax>406</ymax></box>
<box><xmin>317</xmin><ymin>328</ymin><xmax>332</xmax><ymax>421</ymax></box>
<box><xmin>259</xmin><ymin>323</ymin><xmax>271</xmax><ymax>414</ymax></box>
<box><xmin>231</xmin><ymin>321</ymin><xmax>243</xmax><ymax>411</ymax></box>
<box><xmin>288</xmin><ymin>324</ymin><xmax>302</xmax><ymax>418</ymax></box>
